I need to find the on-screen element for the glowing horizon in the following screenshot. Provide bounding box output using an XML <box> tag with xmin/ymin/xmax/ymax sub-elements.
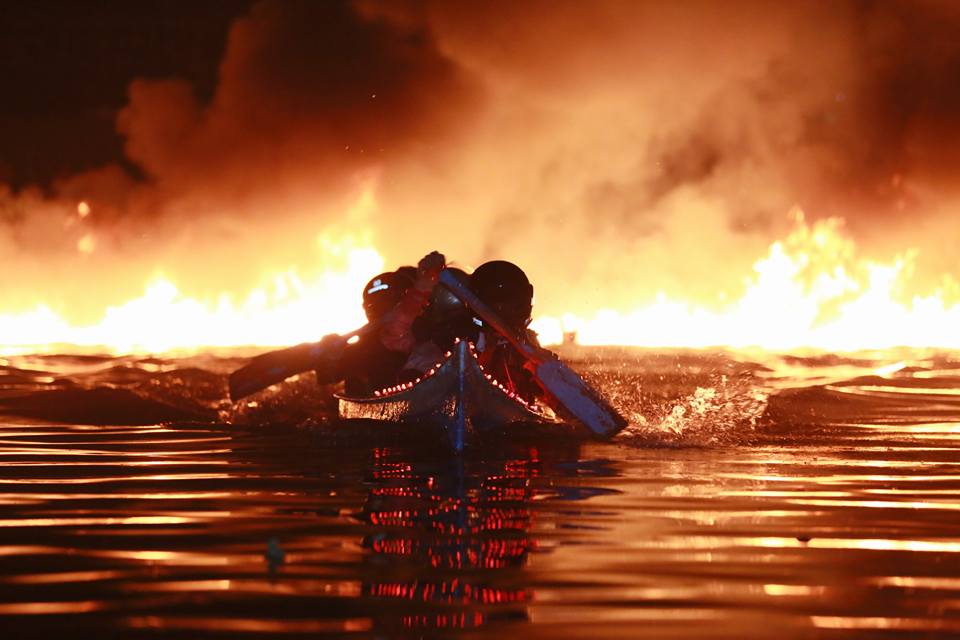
<box><xmin>2</xmin><ymin>209</ymin><xmax>959</xmax><ymax>356</ymax></box>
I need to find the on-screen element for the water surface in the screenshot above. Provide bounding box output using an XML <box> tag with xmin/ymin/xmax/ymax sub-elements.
<box><xmin>0</xmin><ymin>348</ymin><xmax>958</xmax><ymax>638</ymax></box>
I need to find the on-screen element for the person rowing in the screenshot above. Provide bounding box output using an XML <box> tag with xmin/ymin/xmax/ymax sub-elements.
<box><xmin>467</xmin><ymin>260</ymin><xmax>544</xmax><ymax>403</ymax></box>
<box><xmin>227</xmin><ymin>253</ymin><xmax>444</xmax><ymax>400</ymax></box>
<box><xmin>313</xmin><ymin>268</ymin><xmax>413</xmax><ymax>396</ymax></box>
<box><xmin>396</xmin><ymin>259</ymin><xmax>544</xmax><ymax>404</ymax></box>
<box><xmin>315</xmin><ymin>251</ymin><xmax>446</xmax><ymax>396</ymax></box>
<box><xmin>229</xmin><ymin>252</ymin><xmax>626</xmax><ymax>444</ymax></box>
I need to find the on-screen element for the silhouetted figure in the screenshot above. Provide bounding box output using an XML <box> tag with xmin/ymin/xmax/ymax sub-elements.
<box><xmin>470</xmin><ymin>260</ymin><xmax>545</xmax><ymax>403</ymax></box>
<box><xmin>317</xmin><ymin>252</ymin><xmax>445</xmax><ymax>396</ymax></box>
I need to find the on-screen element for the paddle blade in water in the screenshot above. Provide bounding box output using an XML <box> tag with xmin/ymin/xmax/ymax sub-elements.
<box><xmin>534</xmin><ymin>358</ymin><xmax>628</xmax><ymax>438</ymax></box>
<box><xmin>229</xmin><ymin>342</ymin><xmax>329</xmax><ymax>401</ymax></box>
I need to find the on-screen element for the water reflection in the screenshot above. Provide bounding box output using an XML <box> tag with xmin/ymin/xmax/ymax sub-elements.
<box><xmin>357</xmin><ymin>445</ymin><xmax>549</xmax><ymax>632</ymax></box>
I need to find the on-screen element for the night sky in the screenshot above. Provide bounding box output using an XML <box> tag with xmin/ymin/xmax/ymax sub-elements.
<box><xmin>0</xmin><ymin>1</ymin><xmax>251</xmax><ymax>186</ymax></box>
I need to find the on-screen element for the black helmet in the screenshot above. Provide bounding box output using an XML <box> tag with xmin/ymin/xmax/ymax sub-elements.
<box><xmin>470</xmin><ymin>260</ymin><xmax>533</xmax><ymax>329</ymax></box>
<box><xmin>395</xmin><ymin>265</ymin><xmax>417</xmax><ymax>282</ymax></box>
<box><xmin>362</xmin><ymin>269</ymin><xmax>415</xmax><ymax>321</ymax></box>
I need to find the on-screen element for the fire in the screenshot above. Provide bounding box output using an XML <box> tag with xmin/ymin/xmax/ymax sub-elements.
<box><xmin>532</xmin><ymin>210</ymin><xmax>960</xmax><ymax>350</ymax></box>
<box><xmin>0</xmin><ymin>244</ymin><xmax>382</xmax><ymax>356</ymax></box>
<box><xmin>1</xmin><ymin>209</ymin><xmax>959</xmax><ymax>354</ymax></box>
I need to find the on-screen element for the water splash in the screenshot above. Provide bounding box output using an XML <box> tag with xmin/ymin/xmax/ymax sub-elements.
<box><xmin>618</xmin><ymin>373</ymin><xmax>770</xmax><ymax>447</ymax></box>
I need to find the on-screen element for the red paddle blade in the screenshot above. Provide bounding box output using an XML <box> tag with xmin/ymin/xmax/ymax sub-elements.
<box><xmin>534</xmin><ymin>358</ymin><xmax>628</xmax><ymax>438</ymax></box>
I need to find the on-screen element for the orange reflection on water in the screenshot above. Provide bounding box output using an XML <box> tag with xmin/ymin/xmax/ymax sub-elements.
<box><xmin>857</xmin><ymin>385</ymin><xmax>960</xmax><ymax>396</ymax></box>
<box><xmin>817</xmin><ymin>474</ymin><xmax>960</xmax><ymax>482</ymax></box>
<box><xmin>789</xmin><ymin>498</ymin><xmax>960</xmax><ymax>511</ymax></box>
<box><xmin>0</xmin><ymin>435</ymin><xmax>232</xmax><ymax>446</ymax></box>
<box><xmin>766</xmin><ymin>536</ymin><xmax>960</xmax><ymax>553</ymax></box>
<box><xmin>0</xmin><ymin>491</ymin><xmax>231</xmax><ymax>501</ymax></box>
<box><xmin>0</xmin><ymin>545</ymin><xmax>66</xmax><ymax>556</ymax></box>
<box><xmin>720</xmin><ymin>490</ymin><xmax>853</xmax><ymax>498</ymax></box>
<box><xmin>762</xmin><ymin>583</ymin><xmax>828</xmax><ymax>597</ymax></box>
<box><xmin>0</xmin><ymin>428</ymin><xmax>172</xmax><ymax>437</ymax></box>
<box><xmin>870</xmin><ymin>576</ymin><xmax>960</xmax><ymax>589</ymax></box>
<box><xmin>635</xmin><ymin>536</ymin><xmax>960</xmax><ymax>553</ymax></box>
<box><xmin>133</xmin><ymin>579</ymin><xmax>233</xmax><ymax>592</ymax></box>
<box><xmin>0</xmin><ymin>459</ymin><xmax>231</xmax><ymax>466</ymax></box>
<box><xmin>811</xmin><ymin>615</ymin><xmax>960</xmax><ymax>631</ymax></box>
<box><xmin>0</xmin><ymin>448</ymin><xmax>234</xmax><ymax>457</ymax></box>
<box><xmin>0</xmin><ymin>473</ymin><xmax>232</xmax><ymax>485</ymax></box>
<box><xmin>0</xmin><ymin>600</ymin><xmax>106</xmax><ymax>614</ymax></box>
<box><xmin>0</xmin><ymin>570</ymin><xmax>126</xmax><ymax>584</ymax></box>
<box><xmin>529</xmin><ymin>606</ymin><xmax>729</xmax><ymax>624</ymax></box>
<box><xmin>0</xmin><ymin>515</ymin><xmax>204</xmax><ymax>527</ymax></box>
<box><xmin>857</xmin><ymin>422</ymin><xmax>960</xmax><ymax>433</ymax></box>
<box><xmin>0</xmin><ymin>441</ymin><xmax>232</xmax><ymax>456</ymax></box>
<box><xmin>810</xmin><ymin>538</ymin><xmax>960</xmax><ymax>553</ymax></box>
<box><xmin>92</xmin><ymin>549</ymin><xmax>231</xmax><ymax>565</ymax></box>
<box><xmin>125</xmin><ymin>615</ymin><xmax>373</xmax><ymax>633</ymax></box>
<box><xmin>126</xmin><ymin>578</ymin><xmax>364</xmax><ymax>596</ymax></box>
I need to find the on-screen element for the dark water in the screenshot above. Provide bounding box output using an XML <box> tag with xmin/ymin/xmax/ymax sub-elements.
<box><xmin>1</xmin><ymin>347</ymin><xmax>959</xmax><ymax>638</ymax></box>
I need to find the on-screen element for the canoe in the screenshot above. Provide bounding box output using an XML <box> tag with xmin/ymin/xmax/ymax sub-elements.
<box><xmin>337</xmin><ymin>339</ymin><xmax>564</xmax><ymax>451</ymax></box>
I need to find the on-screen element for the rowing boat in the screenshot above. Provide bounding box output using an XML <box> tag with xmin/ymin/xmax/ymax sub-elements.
<box><xmin>337</xmin><ymin>339</ymin><xmax>569</xmax><ymax>451</ymax></box>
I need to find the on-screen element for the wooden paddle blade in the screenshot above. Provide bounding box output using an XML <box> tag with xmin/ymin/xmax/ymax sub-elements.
<box><xmin>228</xmin><ymin>341</ymin><xmax>331</xmax><ymax>401</ymax></box>
<box><xmin>534</xmin><ymin>358</ymin><xmax>628</xmax><ymax>438</ymax></box>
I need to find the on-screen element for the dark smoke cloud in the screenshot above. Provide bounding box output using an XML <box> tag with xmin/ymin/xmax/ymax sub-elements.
<box><xmin>116</xmin><ymin>0</ymin><xmax>479</xmax><ymax>214</ymax></box>
<box><xmin>0</xmin><ymin>0</ymin><xmax>250</xmax><ymax>187</ymax></box>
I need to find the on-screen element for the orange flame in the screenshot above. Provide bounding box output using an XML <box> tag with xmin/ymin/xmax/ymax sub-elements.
<box><xmin>1</xmin><ymin>209</ymin><xmax>959</xmax><ymax>354</ymax></box>
<box><xmin>0</xmin><ymin>241</ymin><xmax>382</xmax><ymax>356</ymax></box>
<box><xmin>530</xmin><ymin>210</ymin><xmax>960</xmax><ymax>350</ymax></box>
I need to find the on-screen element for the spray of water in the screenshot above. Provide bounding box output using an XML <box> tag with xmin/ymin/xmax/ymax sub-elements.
<box><xmin>616</xmin><ymin>372</ymin><xmax>770</xmax><ymax>447</ymax></box>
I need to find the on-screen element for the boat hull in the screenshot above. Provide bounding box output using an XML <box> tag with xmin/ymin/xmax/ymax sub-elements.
<box><xmin>337</xmin><ymin>340</ymin><xmax>564</xmax><ymax>451</ymax></box>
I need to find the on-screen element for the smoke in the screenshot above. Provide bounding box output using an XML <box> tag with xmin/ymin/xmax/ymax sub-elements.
<box><xmin>372</xmin><ymin>0</ymin><xmax>960</xmax><ymax>309</ymax></box>
<box><xmin>1</xmin><ymin>0</ymin><xmax>481</xmax><ymax>314</ymax></box>
<box><xmin>2</xmin><ymin>0</ymin><xmax>960</xmax><ymax>321</ymax></box>
<box><xmin>117</xmin><ymin>1</ymin><xmax>478</xmax><ymax>208</ymax></box>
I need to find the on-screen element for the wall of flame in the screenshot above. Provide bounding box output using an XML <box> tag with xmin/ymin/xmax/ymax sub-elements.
<box><xmin>2</xmin><ymin>206</ymin><xmax>958</xmax><ymax>355</ymax></box>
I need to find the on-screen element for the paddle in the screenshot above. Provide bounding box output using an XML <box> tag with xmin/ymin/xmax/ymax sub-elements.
<box><xmin>228</xmin><ymin>327</ymin><xmax>368</xmax><ymax>401</ymax></box>
<box><xmin>438</xmin><ymin>270</ymin><xmax>628</xmax><ymax>438</ymax></box>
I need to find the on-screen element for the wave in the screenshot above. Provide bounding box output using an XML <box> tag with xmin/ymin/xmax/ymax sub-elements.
<box><xmin>1</xmin><ymin>349</ymin><xmax>958</xmax><ymax>447</ymax></box>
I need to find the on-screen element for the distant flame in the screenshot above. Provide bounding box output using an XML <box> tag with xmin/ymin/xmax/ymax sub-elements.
<box><xmin>1</xmin><ymin>208</ymin><xmax>959</xmax><ymax>354</ymax></box>
<box><xmin>0</xmin><ymin>242</ymin><xmax>382</xmax><ymax>355</ymax></box>
<box><xmin>531</xmin><ymin>210</ymin><xmax>960</xmax><ymax>350</ymax></box>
